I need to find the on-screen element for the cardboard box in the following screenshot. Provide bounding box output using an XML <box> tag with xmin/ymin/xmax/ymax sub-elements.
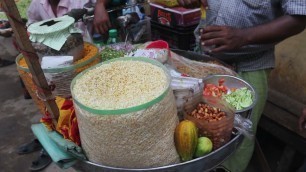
<box><xmin>150</xmin><ymin>3</ymin><xmax>201</xmax><ymax>27</ymax></box>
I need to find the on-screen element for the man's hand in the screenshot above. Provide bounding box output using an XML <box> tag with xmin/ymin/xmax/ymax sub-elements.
<box><xmin>299</xmin><ymin>108</ymin><xmax>306</xmax><ymax>131</ymax></box>
<box><xmin>93</xmin><ymin>0</ymin><xmax>111</xmax><ymax>34</ymax></box>
<box><xmin>200</xmin><ymin>15</ymin><xmax>306</xmax><ymax>54</ymax></box>
<box><xmin>200</xmin><ymin>26</ymin><xmax>248</xmax><ymax>53</ymax></box>
<box><xmin>177</xmin><ymin>0</ymin><xmax>207</xmax><ymax>9</ymax></box>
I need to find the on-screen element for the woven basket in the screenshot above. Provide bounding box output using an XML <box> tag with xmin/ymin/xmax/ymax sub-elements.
<box><xmin>71</xmin><ymin>57</ymin><xmax>180</xmax><ymax>168</ymax></box>
<box><xmin>16</xmin><ymin>42</ymin><xmax>100</xmax><ymax>114</ymax></box>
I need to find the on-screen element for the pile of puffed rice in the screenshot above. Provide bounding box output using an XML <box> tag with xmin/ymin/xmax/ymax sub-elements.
<box><xmin>73</xmin><ymin>60</ymin><xmax>168</xmax><ymax>109</ymax></box>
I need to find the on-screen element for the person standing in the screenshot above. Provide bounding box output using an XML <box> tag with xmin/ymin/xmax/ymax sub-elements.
<box><xmin>177</xmin><ymin>0</ymin><xmax>306</xmax><ymax>171</ymax></box>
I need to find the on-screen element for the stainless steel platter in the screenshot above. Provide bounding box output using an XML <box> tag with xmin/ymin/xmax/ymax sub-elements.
<box><xmin>73</xmin><ymin>133</ymin><xmax>244</xmax><ymax>172</ymax></box>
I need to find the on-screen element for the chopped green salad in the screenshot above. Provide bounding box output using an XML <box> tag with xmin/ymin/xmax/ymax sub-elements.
<box><xmin>223</xmin><ymin>87</ymin><xmax>253</xmax><ymax>110</ymax></box>
<box><xmin>100</xmin><ymin>47</ymin><xmax>125</xmax><ymax>61</ymax></box>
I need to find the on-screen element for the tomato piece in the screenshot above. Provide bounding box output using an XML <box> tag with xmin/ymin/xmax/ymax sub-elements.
<box><xmin>203</xmin><ymin>78</ymin><xmax>230</xmax><ymax>98</ymax></box>
<box><xmin>218</xmin><ymin>78</ymin><xmax>225</xmax><ymax>86</ymax></box>
<box><xmin>218</xmin><ymin>85</ymin><xmax>228</xmax><ymax>93</ymax></box>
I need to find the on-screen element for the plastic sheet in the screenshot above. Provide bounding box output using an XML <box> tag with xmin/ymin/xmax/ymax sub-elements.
<box><xmin>234</xmin><ymin>114</ymin><xmax>254</xmax><ymax>140</ymax></box>
<box><xmin>168</xmin><ymin>51</ymin><xmax>237</xmax><ymax>78</ymax></box>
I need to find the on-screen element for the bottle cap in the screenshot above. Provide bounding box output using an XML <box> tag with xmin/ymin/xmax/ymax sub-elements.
<box><xmin>92</xmin><ymin>33</ymin><xmax>102</xmax><ymax>41</ymax></box>
<box><xmin>109</xmin><ymin>29</ymin><xmax>117</xmax><ymax>37</ymax></box>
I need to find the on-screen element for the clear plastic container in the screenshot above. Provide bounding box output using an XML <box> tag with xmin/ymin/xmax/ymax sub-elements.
<box><xmin>183</xmin><ymin>93</ymin><xmax>235</xmax><ymax>150</ymax></box>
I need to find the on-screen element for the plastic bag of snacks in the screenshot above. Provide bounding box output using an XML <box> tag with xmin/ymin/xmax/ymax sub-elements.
<box><xmin>165</xmin><ymin>64</ymin><xmax>203</xmax><ymax>118</ymax></box>
<box><xmin>168</xmin><ymin>51</ymin><xmax>237</xmax><ymax>79</ymax></box>
<box><xmin>127</xmin><ymin>40</ymin><xmax>170</xmax><ymax>64</ymax></box>
<box><xmin>127</xmin><ymin>48</ymin><xmax>169</xmax><ymax>64</ymax></box>
<box><xmin>183</xmin><ymin>93</ymin><xmax>235</xmax><ymax>150</ymax></box>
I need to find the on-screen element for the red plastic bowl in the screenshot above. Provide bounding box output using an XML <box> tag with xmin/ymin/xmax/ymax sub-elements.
<box><xmin>145</xmin><ymin>40</ymin><xmax>170</xmax><ymax>57</ymax></box>
<box><xmin>146</xmin><ymin>40</ymin><xmax>169</xmax><ymax>50</ymax></box>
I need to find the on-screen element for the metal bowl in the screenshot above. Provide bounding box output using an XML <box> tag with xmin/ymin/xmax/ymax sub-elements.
<box><xmin>203</xmin><ymin>75</ymin><xmax>257</xmax><ymax>113</ymax></box>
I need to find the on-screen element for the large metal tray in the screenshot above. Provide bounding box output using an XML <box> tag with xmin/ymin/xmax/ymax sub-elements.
<box><xmin>73</xmin><ymin>133</ymin><xmax>244</xmax><ymax>172</ymax></box>
<box><xmin>72</xmin><ymin>50</ymin><xmax>248</xmax><ymax>172</ymax></box>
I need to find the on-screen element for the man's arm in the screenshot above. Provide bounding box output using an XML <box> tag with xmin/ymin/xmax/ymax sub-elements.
<box><xmin>93</xmin><ymin>0</ymin><xmax>111</xmax><ymax>34</ymax></box>
<box><xmin>201</xmin><ymin>15</ymin><xmax>306</xmax><ymax>53</ymax></box>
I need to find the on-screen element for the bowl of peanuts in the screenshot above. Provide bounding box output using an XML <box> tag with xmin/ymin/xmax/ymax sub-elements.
<box><xmin>184</xmin><ymin>93</ymin><xmax>236</xmax><ymax>150</ymax></box>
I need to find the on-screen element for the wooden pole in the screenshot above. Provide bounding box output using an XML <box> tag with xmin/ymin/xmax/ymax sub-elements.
<box><xmin>2</xmin><ymin>0</ymin><xmax>59</xmax><ymax>125</ymax></box>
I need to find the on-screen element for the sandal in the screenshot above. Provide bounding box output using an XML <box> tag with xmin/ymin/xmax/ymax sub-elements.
<box><xmin>17</xmin><ymin>139</ymin><xmax>42</xmax><ymax>155</ymax></box>
<box><xmin>30</xmin><ymin>149</ymin><xmax>52</xmax><ymax>171</ymax></box>
<box><xmin>0</xmin><ymin>59</ymin><xmax>14</xmax><ymax>67</ymax></box>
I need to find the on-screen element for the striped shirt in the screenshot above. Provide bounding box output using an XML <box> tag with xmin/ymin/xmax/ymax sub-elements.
<box><xmin>197</xmin><ymin>0</ymin><xmax>306</xmax><ymax>72</ymax></box>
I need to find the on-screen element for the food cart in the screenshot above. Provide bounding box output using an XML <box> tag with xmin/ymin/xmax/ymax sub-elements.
<box><xmin>70</xmin><ymin>50</ymin><xmax>254</xmax><ymax>172</ymax></box>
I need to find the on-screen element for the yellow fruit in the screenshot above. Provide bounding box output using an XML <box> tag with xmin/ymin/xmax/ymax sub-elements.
<box><xmin>174</xmin><ymin>120</ymin><xmax>198</xmax><ymax>162</ymax></box>
<box><xmin>194</xmin><ymin>137</ymin><xmax>213</xmax><ymax>158</ymax></box>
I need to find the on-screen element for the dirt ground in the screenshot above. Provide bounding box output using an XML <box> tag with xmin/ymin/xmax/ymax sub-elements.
<box><xmin>0</xmin><ymin>36</ymin><xmax>75</xmax><ymax>172</ymax></box>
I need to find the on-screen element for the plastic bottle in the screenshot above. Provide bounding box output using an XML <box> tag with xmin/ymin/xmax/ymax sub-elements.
<box><xmin>107</xmin><ymin>29</ymin><xmax>119</xmax><ymax>45</ymax></box>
